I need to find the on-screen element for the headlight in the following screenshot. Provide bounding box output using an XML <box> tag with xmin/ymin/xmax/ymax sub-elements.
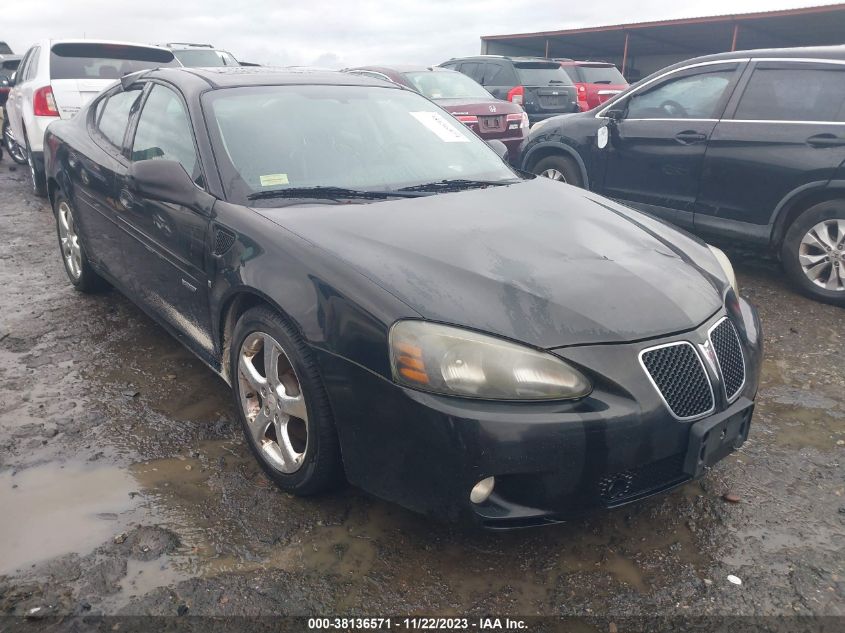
<box><xmin>707</xmin><ymin>245</ymin><xmax>739</xmax><ymax>294</ymax></box>
<box><xmin>389</xmin><ymin>321</ymin><xmax>591</xmax><ymax>401</ymax></box>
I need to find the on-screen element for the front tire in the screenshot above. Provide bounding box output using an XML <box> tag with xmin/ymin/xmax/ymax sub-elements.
<box><xmin>533</xmin><ymin>154</ymin><xmax>583</xmax><ymax>188</ymax></box>
<box><xmin>230</xmin><ymin>306</ymin><xmax>343</xmax><ymax>495</ymax></box>
<box><xmin>25</xmin><ymin>132</ymin><xmax>47</xmax><ymax>197</ymax></box>
<box><xmin>52</xmin><ymin>192</ymin><xmax>106</xmax><ymax>292</ymax></box>
<box><xmin>781</xmin><ymin>200</ymin><xmax>845</xmax><ymax>306</ymax></box>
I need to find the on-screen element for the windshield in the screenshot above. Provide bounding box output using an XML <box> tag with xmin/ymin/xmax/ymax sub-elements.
<box><xmin>514</xmin><ymin>63</ymin><xmax>573</xmax><ymax>86</ymax></box>
<box><xmin>204</xmin><ymin>84</ymin><xmax>517</xmax><ymax>206</ymax></box>
<box><xmin>173</xmin><ymin>49</ymin><xmax>239</xmax><ymax>67</ymax></box>
<box><xmin>403</xmin><ymin>71</ymin><xmax>492</xmax><ymax>100</ymax></box>
<box><xmin>50</xmin><ymin>43</ymin><xmax>178</xmax><ymax>79</ymax></box>
<box><xmin>578</xmin><ymin>65</ymin><xmax>626</xmax><ymax>84</ymax></box>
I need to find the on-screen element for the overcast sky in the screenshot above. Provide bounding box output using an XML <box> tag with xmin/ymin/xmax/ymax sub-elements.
<box><xmin>6</xmin><ymin>0</ymin><xmax>842</xmax><ymax>67</ymax></box>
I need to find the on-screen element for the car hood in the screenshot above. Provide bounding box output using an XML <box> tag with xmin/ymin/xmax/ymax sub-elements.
<box><xmin>434</xmin><ymin>97</ymin><xmax>523</xmax><ymax>116</ymax></box>
<box><xmin>255</xmin><ymin>178</ymin><xmax>725</xmax><ymax>349</ymax></box>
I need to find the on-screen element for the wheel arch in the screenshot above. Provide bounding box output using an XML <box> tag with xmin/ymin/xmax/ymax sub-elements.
<box><xmin>522</xmin><ymin>141</ymin><xmax>590</xmax><ymax>189</ymax></box>
<box><xmin>216</xmin><ymin>287</ymin><xmax>306</xmax><ymax>385</ymax></box>
<box><xmin>770</xmin><ymin>180</ymin><xmax>845</xmax><ymax>247</ymax></box>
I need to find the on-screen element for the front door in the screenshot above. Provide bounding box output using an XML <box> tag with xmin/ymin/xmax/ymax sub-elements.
<box><xmin>599</xmin><ymin>62</ymin><xmax>742</xmax><ymax>228</ymax></box>
<box><xmin>121</xmin><ymin>82</ymin><xmax>214</xmax><ymax>357</ymax></box>
<box><xmin>695</xmin><ymin>60</ymin><xmax>845</xmax><ymax>236</ymax></box>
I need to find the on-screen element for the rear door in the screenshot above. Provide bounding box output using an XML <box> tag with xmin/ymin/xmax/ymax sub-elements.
<box><xmin>75</xmin><ymin>84</ymin><xmax>146</xmax><ymax>279</ymax></box>
<box><xmin>122</xmin><ymin>82</ymin><xmax>214</xmax><ymax>356</ymax></box>
<box><xmin>695</xmin><ymin>60</ymin><xmax>845</xmax><ymax>235</ymax></box>
<box><xmin>48</xmin><ymin>43</ymin><xmax>177</xmax><ymax>119</ymax></box>
<box><xmin>598</xmin><ymin>62</ymin><xmax>743</xmax><ymax>227</ymax></box>
<box><xmin>5</xmin><ymin>47</ymin><xmax>33</xmax><ymax>141</ymax></box>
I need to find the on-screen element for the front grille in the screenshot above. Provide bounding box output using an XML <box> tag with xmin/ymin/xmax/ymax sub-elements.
<box><xmin>709</xmin><ymin>318</ymin><xmax>746</xmax><ymax>401</ymax></box>
<box><xmin>597</xmin><ymin>453</ymin><xmax>687</xmax><ymax>506</ymax></box>
<box><xmin>640</xmin><ymin>342</ymin><xmax>714</xmax><ymax>420</ymax></box>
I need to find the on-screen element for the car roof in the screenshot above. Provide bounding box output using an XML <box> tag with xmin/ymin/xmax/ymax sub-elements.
<box><xmin>444</xmin><ymin>55</ymin><xmax>558</xmax><ymax>64</ymax></box>
<box><xmin>350</xmin><ymin>65</ymin><xmax>455</xmax><ymax>74</ymax></box>
<box><xmin>133</xmin><ymin>66</ymin><xmax>405</xmax><ymax>90</ymax></box>
<box><xmin>36</xmin><ymin>38</ymin><xmax>173</xmax><ymax>51</ymax></box>
<box><xmin>670</xmin><ymin>44</ymin><xmax>845</xmax><ymax>68</ymax></box>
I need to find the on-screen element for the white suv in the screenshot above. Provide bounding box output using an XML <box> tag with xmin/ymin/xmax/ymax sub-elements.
<box><xmin>5</xmin><ymin>39</ymin><xmax>178</xmax><ymax>196</ymax></box>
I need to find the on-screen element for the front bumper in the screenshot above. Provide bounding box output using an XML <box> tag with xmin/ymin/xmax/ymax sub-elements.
<box><xmin>317</xmin><ymin>297</ymin><xmax>762</xmax><ymax>528</ymax></box>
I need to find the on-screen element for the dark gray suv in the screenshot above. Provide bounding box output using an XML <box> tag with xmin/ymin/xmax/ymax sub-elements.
<box><xmin>440</xmin><ymin>56</ymin><xmax>578</xmax><ymax>124</ymax></box>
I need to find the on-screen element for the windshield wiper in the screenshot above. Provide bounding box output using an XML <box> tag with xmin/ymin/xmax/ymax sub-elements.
<box><xmin>397</xmin><ymin>179</ymin><xmax>518</xmax><ymax>193</ymax></box>
<box><xmin>247</xmin><ymin>186</ymin><xmax>427</xmax><ymax>201</ymax></box>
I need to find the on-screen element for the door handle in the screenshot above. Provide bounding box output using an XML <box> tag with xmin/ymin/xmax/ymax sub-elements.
<box><xmin>674</xmin><ymin>131</ymin><xmax>707</xmax><ymax>145</ymax></box>
<box><xmin>806</xmin><ymin>133</ymin><xmax>845</xmax><ymax>148</ymax></box>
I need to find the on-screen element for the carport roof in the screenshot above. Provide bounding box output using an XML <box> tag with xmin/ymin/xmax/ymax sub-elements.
<box><xmin>481</xmin><ymin>3</ymin><xmax>845</xmax><ymax>59</ymax></box>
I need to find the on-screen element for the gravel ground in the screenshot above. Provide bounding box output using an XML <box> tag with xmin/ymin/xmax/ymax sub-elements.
<box><xmin>0</xmin><ymin>159</ymin><xmax>842</xmax><ymax>629</ymax></box>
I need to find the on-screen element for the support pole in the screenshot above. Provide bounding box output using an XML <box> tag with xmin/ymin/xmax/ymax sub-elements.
<box><xmin>621</xmin><ymin>32</ymin><xmax>629</xmax><ymax>77</ymax></box>
<box><xmin>545</xmin><ymin>39</ymin><xmax>550</xmax><ymax>58</ymax></box>
<box><xmin>731</xmin><ymin>23</ymin><xmax>740</xmax><ymax>51</ymax></box>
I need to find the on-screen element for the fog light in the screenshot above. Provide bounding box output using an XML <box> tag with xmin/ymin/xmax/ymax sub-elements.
<box><xmin>470</xmin><ymin>476</ymin><xmax>495</xmax><ymax>504</ymax></box>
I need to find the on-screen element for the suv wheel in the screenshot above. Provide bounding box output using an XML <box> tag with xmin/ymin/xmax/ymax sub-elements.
<box><xmin>25</xmin><ymin>132</ymin><xmax>47</xmax><ymax>197</ymax></box>
<box><xmin>230</xmin><ymin>306</ymin><xmax>344</xmax><ymax>495</ymax></box>
<box><xmin>781</xmin><ymin>200</ymin><xmax>845</xmax><ymax>306</ymax></box>
<box><xmin>533</xmin><ymin>154</ymin><xmax>583</xmax><ymax>188</ymax></box>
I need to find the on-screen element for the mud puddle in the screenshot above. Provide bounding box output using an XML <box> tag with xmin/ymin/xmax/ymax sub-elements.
<box><xmin>0</xmin><ymin>463</ymin><xmax>139</xmax><ymax>575</ymax></box>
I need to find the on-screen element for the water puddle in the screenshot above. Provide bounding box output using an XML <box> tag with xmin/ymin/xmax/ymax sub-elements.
<box><xmin>0</xmin><ymin>463</ymin><xmax>139</xmax><ymax>575</ymax></box>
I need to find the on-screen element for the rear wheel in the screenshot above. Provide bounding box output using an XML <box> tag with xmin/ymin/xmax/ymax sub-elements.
<box><xmin>533</xmin><ymin>154</ymin><xmax>583</xmax><ymax>188</ymax></box>
<box><xmin>781</xmin><ymin>199</ymin><xmax>845</xmax><ymax>306</ymax></box>
<box><xmin>25</xmin><ymin>132</ymin><xmax>47</xmax><ymax>197</ymax></box>
<box><xmin>230</xmin><ymin>306</ymin><xmax>344</xmax><ymax>495</ymax></box>
<box><xmin>53</xmin><ymin>192</ymin><xmax>106</xmax><ymax>292</ymax></box>
<box><xmin>3</xmin><ymin>118</ymin><xmax>28</xmax><ymax>165</ymax></box>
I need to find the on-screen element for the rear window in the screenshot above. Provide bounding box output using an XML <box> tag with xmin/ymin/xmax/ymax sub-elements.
<box><xmin>513</xmin><ymin>63</ymin><xmax>572</xmax><ymax>86</ymax></box>
<box><xmin>403</xmin><ymin>71</ymin><xmax>491</xmax><ymax>99</ymax></box>
<box><xmin>577</xmin><ymin>65</ymin><xmax>626</xmax><ymax>85</ymax></box>
<box><xmin>0</xmin><ymin>42</ymin><xmax>12</xmax><ymax>55</ymax></box>
<box><xmin>50</xmin><ymin>43</ymin><xmax>178</xmax><ymax>80</ymax></box>
<box><xmin>173</xmin><ymin>49</ymin><xmax>239</xmax><ymax>68</ymax></box>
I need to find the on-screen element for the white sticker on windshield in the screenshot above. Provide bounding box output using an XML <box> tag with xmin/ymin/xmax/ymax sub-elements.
<box><xmin>410</xmin><ymin>111</ymin><xmax>470</xmax><ymax>143</ymax></box>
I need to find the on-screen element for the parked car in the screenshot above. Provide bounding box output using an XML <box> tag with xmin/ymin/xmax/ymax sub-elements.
<box><xmin>43</xmin><ymin>66</ymin><xmax>760</xmax><ymax>527</ymax></box>
<box><xmin>556</xmin><ymin>60</ymin><xmax>628</xmax><ymax>111</ymax></box>
<box><xmin>522</xmin><ymin>45</ymin><xmax>845</xmax><ymax>306</ymax></box>
<box><xmin>5</xmin><ymin>40</ymin><xmax>179</xmax><ymax>196</ymax></box>
<box><xmin>0</xmin><ymin>55</ymin><xmax>21</xmax><ymax>107</ymax></box>
<box><xmin>344</xmin><ymin>65</ymin><xmax>527</xmax><ymax>163</ymax></box>
<box><xmin>440</xmin><ymin>56</ymin><xmax>578</xmax><ymax>124</ymax></box>
<box><xmin>163</xmin><ymin>42</ymin><xmax>241</xmax><ymax>67</ymax></box>
<box><xmin>0</xmin><ymin>42</ymin><xmax>12</xmax><ymax>55</ymax></box>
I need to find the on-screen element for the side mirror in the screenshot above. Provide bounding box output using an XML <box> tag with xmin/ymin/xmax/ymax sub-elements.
<box><xmin>7</xmin><ymin>72</ymin><xmax>15</xmax><ymax>87</ymax></box>
<box><xmin>127</xmin><ymin>159</ymin><xmax>212</xmax><ymax>210</ymax></box>
<box><xmin>604</xmin><ymin>107</ymin><xmax>625</xmax><ymax>122</ymax></box>
<box><xmin>486</xmin><ymin>139</ymin><xmax>509</xmax><ymax>162</ymax></box>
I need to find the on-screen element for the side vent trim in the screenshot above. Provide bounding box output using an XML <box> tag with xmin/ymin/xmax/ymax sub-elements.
<box><xmin>213</xmin><ymin>225</ymin><xmax>236</xmax><ymax>256</ymax></box>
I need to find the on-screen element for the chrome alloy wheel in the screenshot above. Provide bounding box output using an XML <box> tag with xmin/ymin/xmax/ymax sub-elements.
<box><xmin>540</xmin><ymin>168</ymin><xmax>567</xmax><ymax>182</ymax></box>
<box><xmin>799</xmin><ymin>219</ymin><xmax>845</xmax><ymax>291</ymax></box>
<box><xmin>3</xmin><ymin>125</ymin><xmax>26</xmax><ymax>164</ymax></box>
<box><xmin>57</xmin><ymin>200</ymin><xmax>82</xmax><ymax>281</ymax></box>
<box><xmin>237</xmin><ymin>332</ymin><xmax>309</xmax><ymax>474</ymax></box>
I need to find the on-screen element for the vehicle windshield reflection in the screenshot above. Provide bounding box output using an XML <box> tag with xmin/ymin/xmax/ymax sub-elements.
<box><xmin>203</xmin><ymin>84</ymin><xmax>518</xmax><ymax>206</ymax></box>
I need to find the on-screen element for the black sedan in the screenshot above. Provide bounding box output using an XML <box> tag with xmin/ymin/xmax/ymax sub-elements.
<box><xmin>521</xmin><ymin>45</ymin><xmax>845</xmax><ymax>307</ymax></box>
<box><xmin>43</xmin><ymin>67</ymin><xmax>761</xmax><ymax>528</ymax></box>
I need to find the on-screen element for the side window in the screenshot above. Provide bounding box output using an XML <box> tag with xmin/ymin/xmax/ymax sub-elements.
<box><xmin>24</xmin><ymin>47</ymin><xmax>40</xmax><ymax>81</ymax></box>
<box><xmin>625</xmin><ymin>68</ymin><xmax>736</xmax><ymax>120</ymax></box>
<box><xmin>131</xmin><ymin>84</ymin><xmax>199</xmax><ymax>181</ymax></box>
<box><xmin>484</xmin><ymin>63</ymin><xmax>506</xmax><ymax>85</ymax></box>
<box><xmin>459</xmin><ymin>62</ymin><xmax>483</xmax><ymax>84</ymax></box>
<box><xmin>94</xmin><ymin>87</ymin><xmax>143</xmax><ymax>148</ymax></box>
<box><xmin>734</xmin><ymin>66</ymin><xmax>845</xmax><ymax>122</ymax></box>
<box><xmin>440</xmin><ymin>61</ymin><xmax>458</xmax><ymax>70</ymax></box>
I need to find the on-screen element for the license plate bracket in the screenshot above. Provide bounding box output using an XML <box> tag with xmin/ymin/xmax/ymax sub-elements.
<box><xmin>683</xmin><ymin>398</ymin><xmax>753</xmax><ymax>478</ymax></box>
